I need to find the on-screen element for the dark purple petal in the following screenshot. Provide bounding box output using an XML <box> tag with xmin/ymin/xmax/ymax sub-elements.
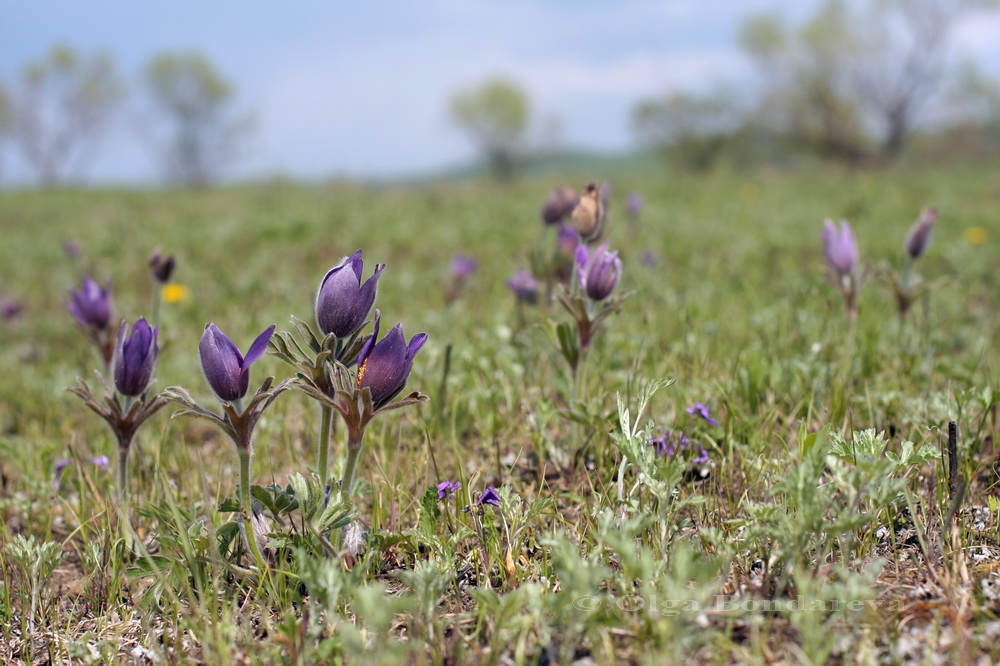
<box><xmin>685</xmin><ymin>403</ymin><xmax>719</xmax><ymax>427</ymax></box>
<box><xmin>477</xmin><ymin>486</ymin><xmax>502</xmax><ymax>507</ymax></box>
<box><xmin>199</xmin><ymin>323</ymin><xmax>245</xmax><ymax>402</ymax></box>
<box><xmin>437</xmin><ymin>480</ymin><xmax>461</xmax><ymax>500</ymax></box>
<box><xmin>579</xmin><ymin>243</ymin><xmax>622</xmax><ymax>301</ymax></box>
<box><xmin>113</xmin><ymin>318</ymin><xmax>158</xmax><ymax>397</ymax></box>
<box><xmin>243</xmin><ymin>325</ymin><xmax>275</xmax><ymax>369</ymax></box>
<box><xmin>905</xmin><ymin>207</ymin><xmax>937</xmax><ymax>260</ymax></box>
<box><xmin>357</xmin><ymin>316</ymin><xmax>425</xmax><ymax>409</ymax></box>
<box><xmin>357</xmin><ymin>310</ymin><xmax>381</xmax><ymax>374</ymax></box>
<box><xmin>541</xmin><ymin>186</ymin><xmax>578</xmax><ymax>225</ymax></box>
<box><xmin>315</xmin><ymin>251</ymin><xmax>384</xmax><ymax>338</ymax></box>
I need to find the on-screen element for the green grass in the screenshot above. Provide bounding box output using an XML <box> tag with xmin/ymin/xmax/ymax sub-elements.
<box><xmin>1</xmin><ymin>164</ymin><xmax>999</xmax><ymax>664</ymax></box>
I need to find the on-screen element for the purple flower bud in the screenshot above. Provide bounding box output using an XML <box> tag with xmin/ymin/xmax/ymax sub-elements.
<box><xmin>113</xmin><ymin>318</ymin><xmax>159</xmax><ymax>397</ymax></box>
<box><xmin>199</xmin><ymin>323</ymin><xmax>275</xmax><ymax>403</ymax></box>
<box><xmin>821</xmin><ymin>219</ymin><xmax>858</xmax><ymax>275</ymax></box>
<box><xmin>506</xmin><ymin>270</ymin><xmax>539</xmax><ymax>304</ymax></box>
<box><xmin>315</xmin><ymin>250</ymin><xmax>385</xmax><ymax>339</ymax></box>
<box><xmin>905</xmin><ymin>207</ymin><xmax>937</xmax><ymax>260</ymax></box>
<box><xmin>477</xmin><ymin>486</ymin><xmax>502</xmax><ymax>507</ymax></box>
<box><xmin>437</xmin><ymin>480</ymin><xmax>461</xmax><ymax>500</ymax></box>
<box><xmin>67</xmin><ymin>277</ymin><xmax>112</xmax><ymax>331</ymax></box>
<box><xmin>450</xmin><ymin>254</ymin><xmax>478</xmax><ymax>283</ymax></box>
<box><xmin>576</xmin><ymin>243</ymin><xmax>622</xmax><ymax>301</ymax></box>
<box><xmin>356</xmin><ymin>311</ymin><xmax>427</xmax><ymax>409</ymax></box>
<box><xmin>541</xmin><ymin>186</ymin><xmax>578</xmax><ymax>225</ymax></box>
<box><xmin>685</xmin><ymin>403</ymin><xmax>719</xmax><ymax>426</ymax></box>
<box><xmin>626</xmin><ymin>192</ymin><xmax>643</xmax><ymax>219</ymax></box>
<box><xmin>149</xmin><ymin>247</ymin><xmax>177</xmax><ymax>283</ymax></box>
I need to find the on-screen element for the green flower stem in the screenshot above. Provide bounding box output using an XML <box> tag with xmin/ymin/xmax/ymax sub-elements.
<box><xmin>117</xmin><ymin>445</ymin><xmax>130</xmax><ymax>506</ymax></box>
<box><xmin>341</xmin><ymin>432</ymin><xmax>365</xmax><ymax>496</ymax></box>
<box><xmin>150</xmin><ymin>285</ymin><xmax>162</xmax><ymax>330</ymax></box>
<box><xmin>317</xmin><ymin>404</ymin><xmax>333</xmax><ymax>483</ymax></box>
<box><xmin>238</xmin><ymin>448</ymin><xmax>268</xmax><ymax>575</ymax></box>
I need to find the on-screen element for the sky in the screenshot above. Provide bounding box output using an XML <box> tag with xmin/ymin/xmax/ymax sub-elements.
<box><xmin>2</xmin><ymin>1</ymin><xmax>999</xmax><ymax>185</ymax></box>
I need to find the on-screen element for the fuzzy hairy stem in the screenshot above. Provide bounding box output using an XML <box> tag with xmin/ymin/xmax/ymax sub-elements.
<box><xmin>317</xmin><ymin>404</ymin><xmax>333</xmax><ymax>484</ymax></box>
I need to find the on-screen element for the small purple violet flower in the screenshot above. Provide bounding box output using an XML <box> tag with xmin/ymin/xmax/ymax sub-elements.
<box><xmin>693</xmin><ymin>446</ymin><xmax>711</xmax><ymax>465</ymax></box>
<box><xmin>437</xmin><ymin>480</ymin><xmax>461</xmax><ymax>501</ymax></box>
<box><xmin>356</xmin><ymin>311</ymin><xmax>427</xmax><ymax>410</ymax></box>
<box><xmin>90</xmin><ymin>455</ymin><xmax>110</xmax><ymax>471</ymax></box>
<box><xmin>199</xmin><ymin>323</ymin><xmax>275</xmax><ymax>403</ymax></box>
<box><xmin>477</xmin><ymin>486</ymin><xmax>502</xmax><ymax>508</ymax></box>
<box><xmin>67</xmin><ymin>277</ymin><xmax>112</xmax><ymax>331</ymax></box>
<box><xmin>649</xmin><ymin>430</ymin><xmax>689</xmax><ymax>458</ymax></box>
<box><xmin>450</xmin><ymin>254</ymin><xmax>478</xmax><ymax>283</ymax></box>
<box><xmin>113</xmin><ymin>318</ymin><xmax>158</xmax><ymax>397</ymax></box>
<box><xmin>53</xmin><ymin>458</ymin><xmax>72</xmax><ymax>491</ymax></box>
<box><xmin>626</xmin><ymin>192</ymin><xmax>643</xmax><ymax>220</ymax></box>
<box><xmin>821</xmin><ymin>219</ymin><xmax>858</xmax><ymax>276</ymax></box>
<box><xmin>685</xmin><ymin>403</ymin><xmax>719</xmax><ymax>426</ymax></box>
<box><xmin>576</xmin><ymin>243</ymin><xmax>622</xmax><ymax>301</ymax></box>
<box><xmin>315</xmin><ymin>250</ymin><xmax>385</xmax><ymax>339</ymax></box>
<box><xmin>507</xmin><ymin>270</ymin><xmax>539</xmax><ymax>304</ymax></box>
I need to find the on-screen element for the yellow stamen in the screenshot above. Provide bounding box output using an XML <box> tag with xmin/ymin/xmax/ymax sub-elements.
<box><xmin>357</xmin><ymin>359</ymin><xmax>367</xmax><ymax>387</ymax></box>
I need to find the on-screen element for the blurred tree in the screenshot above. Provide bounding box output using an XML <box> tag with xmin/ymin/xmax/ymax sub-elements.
<box><xmin>632</xmin><ymin>88</ymin><xmax>747</xmax><ymax>171</ymax></box>
<box><xmin>143</xmin><ymin>52</ymin><xmax>250</xmax><ymax>187</ymax></box>
<box><xmin>740</xmin><ymin>0</ymin><xmax>1000</xmax><ymax>162</ymax></box>
<box><xmin>450</xmin><ymin>78</ymin><xmax>530</xmax><ymax>181</ymax></box>
<box><xmin>7</xmin><ymin>45</ymin><xmax>123</xmax><ymax>186</ymax></box>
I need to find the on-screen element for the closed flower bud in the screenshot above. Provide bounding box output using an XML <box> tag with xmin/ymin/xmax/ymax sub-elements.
<box><xmin>576</xmin><ymin>243</ymin><xmax>622</xmax><ymax>301</ymax></box>
<box><xmin>571</xmin><ymin>183</ymin><xmax>607</xmax><ymax>242</ymax></box>
<box><xmin>67</xmin><ymin>277</ymin><xmax>112</xmax><ymax>330</ymax></box>
<box><xmin>506</xmin><ymin>270</ymin><xmax>539</xmax><ymax>304</ymax></box>
<box><xmin>821</xmin><ymin>218</ymin><xmax>858</xmax><ymax>275</ymax></box>
<box><xmin>316</xmin><ymin>250</ymin><xmax>385</xmax><ymax>338</ymax></box>
<box><xmin>541</xmin><ymin>186</ymin><xmax>577</xmax><ymax>225</ymax></box>
<box><xmin>149</xmin><ymin>247</ymin><xmax>177</xmax><ymax>283</ymax></box>
<box><xmin>356</xmin><ymin>311</ymin><xmax>427</xmax><ymax>409</ymax></box>
<box><xmin>113</xmin><ymin>318</ymin><xmax>158</xmax><ymax>397</ymax></box>
<box><xmin>199</xmin><ymin>323</ymin><xmax>275</xmax><ymax>403</ymax></box>
<box><xmin>905</xmin><ymin>207</ymin><xmax>937</xmax><ymax>260</ymax></box>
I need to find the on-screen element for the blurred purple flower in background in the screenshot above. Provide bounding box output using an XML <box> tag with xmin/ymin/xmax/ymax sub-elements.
<box><xmin>315</xmin><ymin>250</ymin><xmax>385</xmax><ymax>339</ymax></box>
<box><xmin>53</xmin><ymin>458</ymin><xmax>72</xmax><ymax>490</ymax></box>
<box><xmin>437</xmin><ymin>480</ymin><xmax>461</xmax><ymax>500</ymax></box>
<box><xmin>686</xmin><ymin>403</ymin><xmax>719</xmax><ymax>426</ymax></box>
<box><xmin>507</xmin><ymin>270</ymin><xmax>539</xmax><ymax>304</ymax></box>
<box><xmin>63</xmin><ymin>239</ymin><xmax>82</xmax><ymax>259</ymax></box>
<box><xmin>450</xmin><ymin>254</ymin><xmax>478</xmax><ymax>284</ymax></box>
<box><xmin>67</xmin><ymin>277</ymin><xmax>112</xmax><ymax>331</ymax></box>
<box><xmin>199</xmin><ymin>323</ymin><xmax>275</xmax><ymax>403</ymax></box>
<box><xmin>1</xmin><ymin>297</ymin><xmax>23</xmax><ymax>322</ymax></box>
<box><xmin>90</xmin><ymin>455</ymin><xmax>110</xmax><ymax>471</ymax></box>
<box><xmin>357</xmin><ymin>311</ymin><xmax>427</xmax><ymax>409</ymax></box>
<box><xmin>626</xmin><ymin>192</ymin><xmax>643</xmax><ymax>221</ymax></box>
<box><xmin>149</xmin><ymin>247</ymin><xmax>177</xmax><ymax>283</ymax></box>
<box><xmin>576</xmin><ymin>243</ymin><xmax>622</xmax><ymax>301</ymax></box>
<box><xmin>641</xmin><ymin>251</ymin><xmax>658</xmax><ymax>268</ymax></box>
<box><xmin>693</xmin><ymin>446</ymin><xmax>711</xmax><ymax>465</ymax></box>
<box><xmin>821</xmin><ymin>219</ymin><xmax>858</xmax><ymax>276</ymax></box>
<box><xmin>650</xmin><ymin>430</ymin><xmax>689</xmax><ymax>458</ymax></box>
<box><xmin>905</xmin><ymin>207</ymin><xmax>937</xmax><ymax>260</ymax></box>
<box><xmin>541</xmin><ymin>186</ymin><xmax>577</xmax><ymax>225</ymax></box>
<box><xmin>556</xmin><ymin>224</ymin><xmax>579</xmax><ymax>258</ymax></box>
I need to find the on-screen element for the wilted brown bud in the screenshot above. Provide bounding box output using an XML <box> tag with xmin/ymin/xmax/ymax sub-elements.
<box><xmin>149</xmin><ymin>247</ymin><xmax>177</xmax><ymax>283</ymax></box>
<box><xmin>571</xmin><ymin>182</ymin><xmax>606</xmax><ymax>242</ymax></box>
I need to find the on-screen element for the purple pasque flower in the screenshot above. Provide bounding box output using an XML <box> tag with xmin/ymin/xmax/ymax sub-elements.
<box><xmin>507</xmin><ymin>270</ymin><xmax>539</xmax><ymax>304</ymax></box>
<box><xmin>451</xmin><ymin>254</ymin><xmax>478</xmax><ymax>283</ymax></box>
<box><xmin>576</xmin><ymin>243</ymin><xmax>622</xmax><ymax>301</ymax></box>
<box><xmin>148</xmin><ymin>247</ymin><xmax>177</xmax><ymax>283</ymax></box>
<box><xmin>67</xmin><ymin>277</ymin><xmax>112</xmax><ymax>331</ymax></box>
<box><xmin>315</xmin><ymin>250</ymin><xmax>385</xmax><ymax>339</ymax></box>
<box><xmin>541</xmin><ymin>186</ymin><xmax>578</xmax><ymax>225</ymax></box>
<box><xmin>199</xmin><ymin>323</ymin><xmax>275</xmax><ymax>403</ymax></box>
<box><xmin>356</xmin><ymin>311</ymin><xmax>427</xmax><ymax>410</ymax></box>
<box><xmin>905</xmin><ymin>207</ymin><xmax>937</xmax><ymax>260</ymax></box>
<box><xmin>626</xmin><ymin>192</ymin><xmax>643</xmax><ymax>219</ymax></box>
<box><xmin>556</xmin><ymin>223</ymin><xmax>579</xmax><ymax>258</ymax></box>
<box><xmin>685</xmin><ymin>403</ymin><xmax>719</xmax><ymax>426</ymax></box>
<box><xmin>113</xmin><ymin>318</ymin><xmax>158</xmax><ymax>397</ymax></box>
<box><xmin>437</xmin><ymin>480</ymin><xmax>461</xmax><ymax>500</ymax></box>
<box><xmin>821</xmin><ymin>219</ymin><xmax>858</xmax><ymax>276</ymax></box>
<box><xmin>477</xmin><ymin>486</ymin><xmax>502</xmax><ymax>507</ymax></box>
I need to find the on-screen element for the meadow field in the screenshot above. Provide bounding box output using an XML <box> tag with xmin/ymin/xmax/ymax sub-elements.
<box><xmin>1</xmin><ymin>165</ymin><xmax>999</xmax><ymax>664</ymax></box>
